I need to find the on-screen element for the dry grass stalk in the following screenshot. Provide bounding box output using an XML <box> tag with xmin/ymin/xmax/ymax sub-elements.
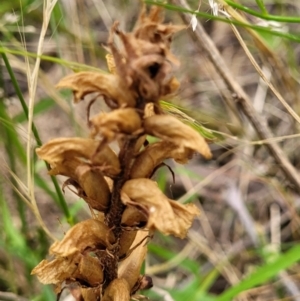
<box><xmin>171</xmin><ymin>0</ymin><xmax>300</xmax><ymax>193</ymax></box>
<box><xmin>31</xmin><ymin>6</ymin><xmax>211</xmax><ymax>301</ymax></box>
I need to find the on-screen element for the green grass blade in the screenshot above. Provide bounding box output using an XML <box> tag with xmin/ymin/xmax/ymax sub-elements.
<box><xmin>0</xmin><ymin>45</ymin><xmax>104</xmax><ymax>72</ymax></box>
<box><xmin>13</xmin><ymin>97</ymin><xmax>55</xmax><ymax>123</ymax></box>
<box><xmin>148</xmin><ymin>243</ymin><xmax>199</xmax><ymax>274</ymax></box>
<box><xmin>225</xmin><ymin>0</ymin><xmax>300</xmax><ymax>23</ymax></box>
<box><xmin>215</xmin><ymin>244</ymin><xmax>300</xmax><ymax>301</ymax></box>
<box><xmin>1</xmin><ymin>50</ymin><xmax>42</xmax><ymax>146</ymax></box>
<box><xmin>1</xmin><ymin>50</ymin><xmax>73</xmax><ymax>225</ymax></box>
<box><xmin>255</xmin><ymin>0</ymin><xmax>268</xmax><ymax>15</ymax></box>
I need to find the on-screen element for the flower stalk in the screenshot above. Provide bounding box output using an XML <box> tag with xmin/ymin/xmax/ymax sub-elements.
<box><xmin>31</xmin><ymin>5</ymin><xmax>211</xmax><ymax>301</ymax></box>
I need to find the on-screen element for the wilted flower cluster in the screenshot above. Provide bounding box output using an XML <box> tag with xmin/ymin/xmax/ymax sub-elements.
<box><xmin>32</xmin><ymin>6</ymin><xmax>211</xmax><ymax>301</ymax></box>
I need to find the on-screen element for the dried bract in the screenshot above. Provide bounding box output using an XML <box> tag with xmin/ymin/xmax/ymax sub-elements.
<box><xmin>36</xmin><ymin>137</ymin><xmax>121</xmax><ymax>176</ymax></box>
<box><xmin>50</xmin><ymin>219</ymin><xmax>115</xmax><ymax>256</ymax></box>
<box><xmin>118</xmin><ymin>231</ymin><xmax>149</xmax><ymax>291</ymax></box>
<box><xmin>31</xmin><ymin>256</ymin><xmax>79</xmax><ymax>286</ymax></box>
<box><xmin>130</xmin><ymin>140</ymin><xmax>193</xmax><ymax>179</ymax></box>
<box><xmin>76</xmin><ymin>165</ymin><xmax>111</xmax><ymax>211</ymax></box>
<box><xmin>121</xmin><ymin>179</ymin><xmax>200</xmax><ymax>238</ymax></box>
<box><xmin>102</xmin><ymin>278</ymin><xmax>131</xmax><ymax>301</ymax></box>
<box><xmin>90</xmin><ymin>108</ymin><xmax>142</xmax><ymax>142</ymax></box>
<box><xmin>144</xmin><ymin>114</ymin><xmax>212</xmax><ymax>159</ymax></box>
<box><xmin>56</xmin><ymin>71</ymin><xmax>136</xmax><ymax>108</ymax></box>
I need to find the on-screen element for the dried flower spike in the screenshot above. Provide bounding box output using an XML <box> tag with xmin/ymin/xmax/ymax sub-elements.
<box><xmin>32</xmin><ymin>5</ymin><xmax>211</xmax><ymax>301</ymax></box>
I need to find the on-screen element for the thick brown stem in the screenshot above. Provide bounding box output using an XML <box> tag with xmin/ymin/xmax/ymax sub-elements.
<box><xmin>103</xmin><ymin>137</ymin><xmax>139</xmax><ymax>284</ymax></box>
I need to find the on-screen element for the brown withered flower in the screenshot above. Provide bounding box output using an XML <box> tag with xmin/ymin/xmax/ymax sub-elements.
<box><xmin>32</xmin><ymin>5</ymin><xmax>211</xmax><ymax>301</ymax></box>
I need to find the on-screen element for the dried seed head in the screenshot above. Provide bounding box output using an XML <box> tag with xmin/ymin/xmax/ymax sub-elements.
<box><xmin>32</xmin><ymin>5</ymin><xmax>211</xmax><ymax>300</ymax></box>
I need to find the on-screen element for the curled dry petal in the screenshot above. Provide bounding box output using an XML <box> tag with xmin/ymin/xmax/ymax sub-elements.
<box><xmin>109</xmin><ymin>21</ymin><xmax>177</xmax><ymax>103</ymax></box>
<box><xmin>31</xmin><ymin>253</ymin><xmax>104</xmax><ymax>289</ymax></box>
<box><xmin>48</xmin><ymin>158</ymin><xmax>81</xmax><ymax>179</ymax></box>
<box><xmin>144</xmin><ymin>114</ymin><xmax>212</xmax><ymax>159</ymax></box>
<box><xmin>121</xmin><ymin>179</ymin><xmax>200</xmax><ymax>238</ymax></box>
<box><xmin>90</xmin><ymin>108</ymin><xmax>142</xmax><ymax>142</ymax></box>
<box><xmin>31</xmin><ymin>255</ymin><xmax>79</xmax><ymax>285</ymax></box>
<box><xmin>118</xmin><ymin>231</ymin><xmax>149</xmax><ymax>291</ymax></box>
<box><xmin>130</xmin><ymin>140</ymin><xmax>193</xmax><ymax>179</ymax></box>
<box><xmin>76</xmin><ymin>165</ymin><xmax>111</xmax><ymax>211</ymax></box>
<box><xmin>134</xmin><ymin>5</ymin><xmax>183</xmax><ymax>45</ymax></box>
<box><xmin>56</xmin><ymin>71</ymin><xmax>136</xmax><ymax>108</ymax></box>
<box><xmin>50</xmin><ymin>219</ymin><xmax>115</xmax><ymax>256</ymax></box>
<box><xmin>36</xmin><ymin>137</ymin><xmax>121</xmax><ymax>176</ymax></box>
<box><xmin>102</xmin><ymin>278</ymin><xmax>131</xmax><ymax>301</ymax></box>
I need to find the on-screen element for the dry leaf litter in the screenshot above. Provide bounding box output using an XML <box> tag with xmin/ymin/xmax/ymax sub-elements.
<box><xmin>31</xmin><ymin>6</ymin><xmax>211</xmax><ymax>301</ymax></box>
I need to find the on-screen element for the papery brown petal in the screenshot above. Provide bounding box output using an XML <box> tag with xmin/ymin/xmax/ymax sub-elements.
<box><xmin>130</xmin><ymin>141</ymin><xmax>193</xmax><ymax>179</ymax></box>
<box><xmin>118</xmin><ymin>231</ymin><xmax>148</xmax><ymax>291</ymax></box>
<box><xmin>134</xmin><ymin>6</ymin><xmax>184</xmax><ymax>45</ymax></box>
<box><xmin>50</xmin><ymin>219</ymin><xmax>115</xmax><ymax>256</ymax></box>
<box><xmin>31</xmin><ymin>255</ymin><xmax>79</xmax><ymax>285</ymax></box>
<box><xmin>90</xmin><ymin>108</ymin><xmax>142</xmax><ymax>142</ymax></box>
<box><xmin>48</xmin><ymin>158</ymin><xmax>81</xmax><ymax>179</ymax></box>
<box><xmin>121</xmin><ymin>179</ymin><xmax>199</xmax><ymax>238</ymax></box>
<box><xmin>36</xmin><ymin>137</ymin><xmax>121</xmax><ymax>176</ymax></box>
<box><xmin>134</xmin><ymin>5</ymin><xmax>164</xmax><ymax>29</ymax></box>
<box><xmin>76</xmin><ymin>165</ymin><xmax>111</xmax><ymax>211</ymax></box>
<box><xmin>102</xmin><ymin>278</ymin><xmax>131</xmax><ymax>301</ymax></box>
<box><xmin>76</xmin><ymin>254</ymin><xmax>104</xmax><ymax>286</ymax></box>
<box><xmin>119</xmin><ymin>230</ymin><xmax>137</xmax><ymax>259</ymax></box>
<box><xmin>169</xmin><ymin>200</ymin><xmax>200</xmax><ymax>238</ymax></box>
<box><xmin>109</xmin><ymin>25</ymin><xmax>175</xmax><ymax>103</ymax></box>
<box><xmin>56</xmin><ymin>71</ymin><xmax>136</xmax><ymax>108</ymax></box>
<box><xmin>144</xmin><ymin>114</ymin><xmax>212</xmax><ymax>159</ymax></box>
<box><xmin>121</xmin><ymin>205</ymin><xmax>148</xmax><ymax>228</ymax></box>
<box><xmin>81</xmin><ymin>287</ymin><xmax>100</xmax><ymax>301</ymax></box>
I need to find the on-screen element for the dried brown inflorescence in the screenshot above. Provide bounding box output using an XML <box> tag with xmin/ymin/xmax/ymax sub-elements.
<box><xmin>32</xmin><ymin>6</ymin><xmax>211</xmax><ymax>301</ymax></box>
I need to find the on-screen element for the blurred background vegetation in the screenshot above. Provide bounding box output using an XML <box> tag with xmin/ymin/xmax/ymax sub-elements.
<box><xmin>1</xmin><ymin>0</ymin><xmax>300</xmax><ymax>300</ymax></box>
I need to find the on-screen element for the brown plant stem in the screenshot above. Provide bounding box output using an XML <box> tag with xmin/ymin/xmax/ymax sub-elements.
<box><xmin>103</xmin><ymin>136</ymin><xmax>139</xmax><ymax>284</ymax></box>
<box><xmin>171</xmin><ymin>0</ymin><xmax>300</xmax><ymax>193</ymax></box>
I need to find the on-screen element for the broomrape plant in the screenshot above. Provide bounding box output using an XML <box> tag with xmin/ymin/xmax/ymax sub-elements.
<box><xmin>31</xmin><ymin>5</ymin><xmax>211</xmax><ymax>301</ymax></box>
